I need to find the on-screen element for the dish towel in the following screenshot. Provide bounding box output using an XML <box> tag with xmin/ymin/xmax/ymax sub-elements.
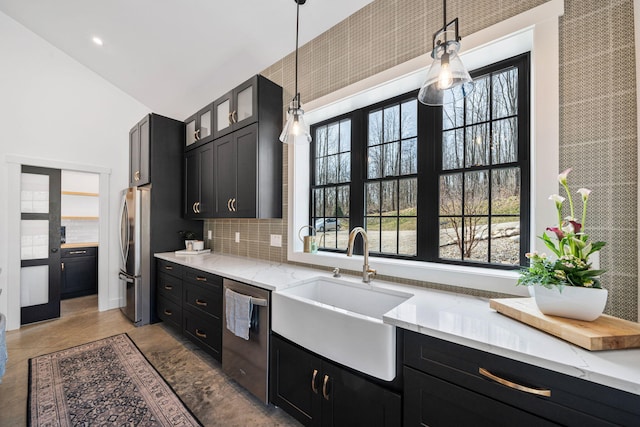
<box><xmin>0</xmin><ymin>313</ymin><xmax>7</xmax><ymax>383</ymax></box>
<box><xmin>225</xmin><ymin>288</ymin><xmax>252</xmax><ymax>340</ymax></box>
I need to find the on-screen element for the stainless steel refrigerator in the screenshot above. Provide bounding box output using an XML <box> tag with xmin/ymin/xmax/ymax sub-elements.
<box><xmin>119</xmin><ymin>187</ymin><xmax>151</xmax><ymax>326</ymax></box>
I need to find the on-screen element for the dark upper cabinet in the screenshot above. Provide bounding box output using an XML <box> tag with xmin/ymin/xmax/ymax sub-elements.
<box><xmin>184</xmin><ymin>103</ymin><xmax>214</xmax><ymax>150</ymax></box>
<box><xmin>213</xmin><ymin>75</ymin><xmax>261</xmax><ymax>139</ymax></box>
<box><xmin>270</xmin><ymin>334</ymin><xmax>401</xmax><ymax>427</ymax></box>
<box><xmin>129</xmin><ymin>115</ymin><xmax>150</xmax><ymax>186</ymax></box>
<box><xmin>185</xmin><ymin>142</ymin><xmax>214</xmax><ymax>219</ymax></box>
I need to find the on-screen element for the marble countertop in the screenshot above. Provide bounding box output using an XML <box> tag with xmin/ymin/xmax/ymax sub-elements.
<box><xmin>155</xmin><ymin>252</ymin><xmax>640</xmax><ymax>395</ymax></box>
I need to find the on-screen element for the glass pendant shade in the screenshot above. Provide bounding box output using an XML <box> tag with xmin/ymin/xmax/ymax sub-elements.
<box><xmin>279</xmin><ymin>95</ymin><xmax>312</xmax><ymax>144</ymax></box>
<box><xmin>418</xmin><ymin>33</ymin><xmax>474</xmax><ymax>106</ymax></box>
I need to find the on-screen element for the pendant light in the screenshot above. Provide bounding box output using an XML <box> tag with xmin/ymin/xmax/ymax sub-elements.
<box><xmin>279</xmin><ymin>0</ymin><xmax>312</xmax><ymax>144</ymax></box>
<box><xmin>418</xmin><ymin>0</ymin><xmax>474</xmax><ymax>106</ymax></box>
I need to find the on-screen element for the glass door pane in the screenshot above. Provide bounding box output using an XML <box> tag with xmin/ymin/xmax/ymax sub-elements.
<box><xmin>186</xmin><ymin>119</ymin><xmax>196</xmax><ymax>146</ymax></box>
<box><xmin>236</xmin><ymin>86</ymin><xmax>253</xmax><ymax>122</ymax></box>
<box><xmin>199</xmin><ymin>110</ymin><xmax>211</xmax><ymax>139</ymax></box>
<box><xmin>216</xmin><ymin>99</ymin><xmax>231</xmax><ymax>132</ymax></box>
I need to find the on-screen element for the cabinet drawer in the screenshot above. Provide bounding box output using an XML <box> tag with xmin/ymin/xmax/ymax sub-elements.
<box><xmin>183</xmin><ymin>280</ymin><xmax>221</xmax><ymax>319</ymax></box>
<box><xmin>157</xmin><ymin>259</ymin><xmax>182</xmax><ymax>278</ymax></box>
<box><xmin>183</xmin><ymin>308</ymin><xmax>221</xmax><ymax>361</ymax></box>
<box><xmin>157</xmin><ymin>295</ymin><xmax>182</xmax><ymax>330</ymax></box>
<box><xmin>156</xmin><ymin>272</ymin><xmax>182</xmax><ymax>303</ymax></box>
<box><xmin>183</xmin><ymin>267</ymin><xmax>222</xmax><ymax>287</ymax></box>
<box><xmin>404</xmin><ymin>331</ymin><xmax>639</xmax><ymax>425</ymax></box>
<box><xmin>61</xmin><ymin>246</ymin><xmax>97</xmax><ymax>258</ymax></box>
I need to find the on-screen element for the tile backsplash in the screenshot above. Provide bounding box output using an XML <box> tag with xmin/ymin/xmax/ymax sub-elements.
<box><xmin>61</xmin><ymin>219</ymin><xmax>99</xmax><ymax>244</ymax></box>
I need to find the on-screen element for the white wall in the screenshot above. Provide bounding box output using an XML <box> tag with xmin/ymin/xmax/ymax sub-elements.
<box><xmin>0</xmin><ymin>11</ymin><xmax>150</xmax><ymax>329</ymax></box>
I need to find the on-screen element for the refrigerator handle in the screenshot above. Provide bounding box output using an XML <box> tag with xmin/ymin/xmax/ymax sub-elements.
<box><xmin>119</xmin><ymin>271</ymin><xmax>135</xmax><ymax>284</ymax></box>
<box><xmin>119</xmin><ymin>193</ymin><xmax>130</xmax><ymax>268</ymax></box>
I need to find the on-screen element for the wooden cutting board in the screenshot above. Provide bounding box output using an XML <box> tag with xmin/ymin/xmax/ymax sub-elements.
<box><xmin>489</xmin><ymin>297</ymin><xmax>640</xmax><ymax>351</ymax></box>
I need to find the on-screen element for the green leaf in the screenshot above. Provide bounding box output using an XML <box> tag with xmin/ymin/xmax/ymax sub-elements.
<box><xmin>539</xmin><ymin>233</ymin><xmax>560</xmax><ymax>257</ymax></box>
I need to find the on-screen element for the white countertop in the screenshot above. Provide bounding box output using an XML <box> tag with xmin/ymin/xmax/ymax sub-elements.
<box><xmin>155</xmin><ymin>252</ymin><xmax>640</xmax><ymax>395</ymax></box>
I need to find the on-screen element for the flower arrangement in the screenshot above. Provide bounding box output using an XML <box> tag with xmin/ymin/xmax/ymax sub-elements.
<box><xmin>518</xmin><ymin>168</ymin><xmax>606</xmax><ymax>289</ymax></box>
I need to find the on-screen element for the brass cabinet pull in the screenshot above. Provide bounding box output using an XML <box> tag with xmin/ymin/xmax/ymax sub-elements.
<box><xmin>195</xmin><ymin>128</ymin><xmax>200</xmax><ymax>140</ymax></box>
<box><xmin>232</xmin><ymin>110</ymin><xmax>237</xmax><ymax>123</ymax></box>
<box><xmin>195</xmin><ymin>329</ymin><xmax>207</xmax><ymax>338</ymax></box>
<box><xmin>227</xmin><ymin>198</ymin><xmax>232</xmax><ymax>211</ymax></box>
<box><xmin>311</xmin><ymin>369</ymin><xmax>319</xmax><ymax>394</ymax></box>
<box><xmin>195</xmin><ymin>299</ymin><xmax>207</xmax><ymax>306</ymax></box>
<box><xmin>322</xmin><ymin>375</ymin><xmax>330</xmax><ymax>401</ymax></box>
<box><xmin>164</xmin><ymin>284</ymin><xmax>173</xmax><ymax>290</ymax></box>
<box><xmin>196</xmin><ymin>276</ymin><xmax>207</xmax><ymax>282</ymax></box>
<box><xmin>194</xmin><ymin>201</ymin><xmax>201</xmax><ymax>213</ymax></box>
<box><xmin>231</xmin><ymin>198</ymin><xmax>236</xmax><ymax>212</ymax></box>
<box><xmin>479</xmin><ymin>368</ymin><xmax>551</xmax><ymax>397</ymax></box>
<box><xmin>164</xmin><ymin>309</ymin><xmax>172</xmax><ymax>316</ymax></box>
<box><xmin>165</xmin><ymin>265</ymin><xmax>173</xmax><ymax>270</ymax></box>
<box><xmin>69</xmin><ymin>250</ymin><xmax>87</xmax><ymax>255</ymax></box>
<box><xmin>61</xmin><ymin>262</ymin><xmax>65</xmax><ymax>271</ymax></box>
<box><xmin>192</xmin><ymin>202</ymin><xmax>198</xmax><ymax>213</ymax></box>
<box><xmin>228</xmin><ymin>112</ymin><xmax>233</xmax><ymax>126</ymax></box>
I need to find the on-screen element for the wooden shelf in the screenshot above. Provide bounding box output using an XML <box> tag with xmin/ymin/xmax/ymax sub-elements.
<box><xmin>62</xmin><ymin>191</ymin><xmax>99</xmax><ymax>197</ymax></box>
<box><xmin>61</xmin><ymin>216</ymin><xmax>99</xmax><ymax>220</ymax></box>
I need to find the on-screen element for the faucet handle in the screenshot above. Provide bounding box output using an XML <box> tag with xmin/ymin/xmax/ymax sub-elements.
<box><xmin>332</xmin><ymin>267</ymin><xmax>341</xmax><ymax>278</ymax></box>
<box><xmin>366</xmin><ymin>268</ymin><xmax>377</xmax><ymax>281</ymax></box>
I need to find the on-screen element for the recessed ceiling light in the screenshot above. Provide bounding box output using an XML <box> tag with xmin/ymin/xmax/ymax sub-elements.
<box><xmin>92</xmin><ymin>37</ymin><xmax>103</xmax><ymax>46</ymax></box>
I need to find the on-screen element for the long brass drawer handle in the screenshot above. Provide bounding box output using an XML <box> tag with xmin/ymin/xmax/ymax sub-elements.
<box><xmin>164</xmin><ymin>284</ymin><xmax>173</xmax><ymax>290</ymax></box>
<box><xmin>479</xmin><ymin>368</ymin><xmax>551</xmax><ymax>397</ymax></box>
<box><xmin>311</xmin><ymin>369</ymin><xmax>319</xmax><ymax>394</ymax></box>
<box><xmin>195</xmin><ymin>299</ymin><xmax>207</xmax><ymax>307</ymax></box>
<box><xmin>195</xmin><ymin>329</ymin><xmax>207</xmax><ymax>338</ymax></box>
<box><xmin>196</xmin><ymin>276</ymin><xmax>207</xmax><ymax>282</ymax></box>
<box><xmin>164</xmin><ymin>309</ymin><xmax>172</xmax><ymax>316</ymax></box>
<box><xmin>164</xmin><ymin>265</ymin><xmax>173</xmax><ymax>270</ymax></box>
<box><xmin>322</xmin><ymin>374</ymin><xmax>330</xmax><ymax>401</ymax></box>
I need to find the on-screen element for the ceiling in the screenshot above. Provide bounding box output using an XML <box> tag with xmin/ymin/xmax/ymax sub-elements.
<box><xmin>0</xmin><ymin>0</ymin><xmax>374</xmax><ymax>120</ymax></box>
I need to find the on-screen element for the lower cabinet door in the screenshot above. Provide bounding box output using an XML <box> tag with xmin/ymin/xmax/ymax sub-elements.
<box><xmin>404</xmin><ymin>366</ymin><xmax>557</xmax><ymax>427</ymax></box>
<box><xmin>183</xmin><ymin>308</ymin><xmax>221</xmax><ymax>362</ymax></box>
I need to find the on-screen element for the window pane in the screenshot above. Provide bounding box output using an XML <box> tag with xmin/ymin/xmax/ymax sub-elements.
<box><xmin>337</xmin><ymin>185</ymin><xmax>350</xmax><ymax>217</ymax></box>
<box><xmin>315</xmin><ymin>158</ymin><xmax>326</xmax><ymax>185</ymax></box>
<box><xmin>368</xmin><ymin>110</ymin><xmax>382</xmax><ymax>146</ymax></box>
<box><xmin>443</xmin><ymin>98</ymin><xmax>464</xmax><ymax>130</ymax></box>
<box><xmin>381</xmin><ymin>217</ymin><xmax>398</xmax><ymax>253</ymax></box>
<box><xmin>339</xmin><ymin>119</ymin><xmax>351</xmax><ymax>152</ymax></box>
<box><xmin>313</xmin><ymin>189</ymin><xmax>324</xmax><ymax>217</ymax></box>
<box><xmin>491</xmin><ymin>216</ymin><xmax>520</xmax><ymax>265</ymax></box>
<box><xmin>492</xmin><ymin>118</ymin><xmax>518</xmax><ymax>164</ymax></box>
<box><xmin>466</xmin><ymin>74</ymin><xmax>490</xmax><ymax>125</ymax></box>
<box><xmin>325</xmin><ymin>187</ymin><xmax>337</xmax><ymax>217</ymax></box>
<box><xmin>401</xmin><ymin>138</ymin><xmax>417</xmax><ymax>175</ymax></box>
<box><xmin>339</xmin><ymin>153</ymin><xmax>351</xmax><ymax>182</ymax></box>
<box><xmin>464</xmin><ymin>170</ymin><xmax>489</xmax><ymax>215</ymax></box>
<box><xmin>368</xmin><ymin>146</ymin><xmax>382</xmax><ymax>179</ymax></box>
<box><xmin>465</xmin><ymin>124</ymin><xmax>490</xmax><ymax>167</ymax></box>
<box><xmin>366</xmin><ymin>182</ymin><xmax>380</xmax><ymax>215</ymax></box>
<box><xmin>442</xmin><ymin>129</ymin><xmax>464</xmax><ymax>170</ymax></box>
<box><xmin>327</xmin><ymin>123</ymin><xmax>339</xmax><ymax>155</ymax></box>
<box><xmin>337</xmin><ymin>219</ymin><xmax>349</xmax><ymax>249</ymax></box>
<box><xmin>464</xmin><ymin>220</ymin><xmax>487</xmax><ymax>262</ymax></box>
<box><xmin>440</xmin><ymin>173</ymin><xmax>462</xmax><ymax>216</ymax></box>
<box><xmin>493</xmin><ymin>67</ymin><xmax>518</xmax><ymax>119</ymax></box>
<box><xmin>439</xmin><ymin>217</ymin><xmax>462</xmax><ymax>260</ymax></box>
<box><xmin>492</xmin><ymin>168</ymin><xmax>520</xmax><ymax>215</ymax></box>
<box><xmin>383</xmin><ymin>141</ymin><xmax>400</xmax><ymax>177</ymax></box>
<box><xmin>383</xmin><ymin>105</ymin><xmax>400</xmax><ymax>143</ymax></box>
<box><xmin>399</xmin><ymin>178</ymin><xmax>417</xmax><ymax>215</ymax></box>
<box><xmin>327</xmin><ymin>154</ymin><xmax>338</xmax><ymax>184</ymax></box>
<box><xmin>316</xmin><ymin>126</ymin><xmax>327</xmax><ymax>157</ymax></box>
<box><xmin>366</xmin><ymin>217</ymin><xmax>381</xmax><ymax>252</ymax></box>
<box><xmin>381</xmin><ymin>180</ymin><xmax>397</xmax><ymax>216</ymax></box>
<box><xmin>401</xmin><ymin>100</ymin><xmax>417</xmax><ymax>138</ymax></box>
<box><xmin>399</xmin><ymin>217</ymin><xmax>417</xmax><ymax>256</ymax></box>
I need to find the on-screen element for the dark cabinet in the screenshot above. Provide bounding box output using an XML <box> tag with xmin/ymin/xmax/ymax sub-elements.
<box><xmin>403</xmin><ymin>330</ymin><xmax>640</xmax><ymax>426</ymax></box>
<box><xmin>61</xmin><ymin>246</ymin><xmax>98</xmax><ymax>299</ymax></box>
<box><xmin>129</xmin><ymin>115</ymin><xmax>150</xmax><ymax>186</ymax></box>
<box><xmin>156</xmin><ymin>259</ymin><xmax>183</xmax><ymax>330</ymax></box>
<box><xmin>270</xmin><ymin>334</ymin><xmax>401</xmax><ymax>427</ymax></box>
<box><xmin>214</xmin><ymin>123</ymin><xmax>281</xmax><ymax>218</ymax></box>
<box><xmin>185</xmin><ymin>103</ymin><xmax>214</xmax><ymax>150</ymax></box>
<box><xmin>184</xmin><ymin>142</ymin><xmax>214</xmax><ymax>219</ymax></box>
<box><xmin>213</xmin><ymin>75</ymin><xmax>260</xmax><ymax>139</ymax></box>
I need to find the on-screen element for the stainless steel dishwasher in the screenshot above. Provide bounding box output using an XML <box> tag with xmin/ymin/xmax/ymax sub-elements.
<box><xmin>222</xmin><ymin>278</ymin><xmax>270</xmax><ymax>404</ymax></box>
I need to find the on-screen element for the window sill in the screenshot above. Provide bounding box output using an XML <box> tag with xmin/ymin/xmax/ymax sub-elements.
<box><xmin>287</xmin><ymin>250</ymin><xmax>527</xmax><ymax>296</ymax></box>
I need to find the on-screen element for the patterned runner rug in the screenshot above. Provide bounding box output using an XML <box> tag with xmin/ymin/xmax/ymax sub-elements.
<box><xmin>28</xmin><ymin>333</ymin><xmax>201</xmax><ymax>426</ymax></box>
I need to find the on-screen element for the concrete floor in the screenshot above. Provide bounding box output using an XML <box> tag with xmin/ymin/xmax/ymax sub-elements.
<box><xmin>0</xmin><ymin>295</ymin><xmax>300</xmax><ymax>426</ymax></box>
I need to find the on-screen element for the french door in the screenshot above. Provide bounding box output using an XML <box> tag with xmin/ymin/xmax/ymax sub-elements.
<box><xmin>20</xmin><ymin>165</ymin><xmax>62</xmax><ymax>324</ymax></box>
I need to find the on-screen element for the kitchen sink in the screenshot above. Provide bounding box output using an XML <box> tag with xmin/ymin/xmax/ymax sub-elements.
<box><xmin>271</xmin><ymin>276</ymin><xmax>413</xmax><ymax>381</ymax></box>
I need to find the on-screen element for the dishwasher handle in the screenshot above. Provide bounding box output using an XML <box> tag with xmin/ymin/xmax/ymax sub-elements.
<box><xmin>249</xmin><ymin>297</ymin><xmax>268</xmax><ymax>307</ymax></box>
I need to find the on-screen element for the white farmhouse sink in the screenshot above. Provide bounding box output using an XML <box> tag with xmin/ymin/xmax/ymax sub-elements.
<box><xmin>272</xmin><ymin>276</ymin><xmax>413</xmax><ymax>381</ymax></box>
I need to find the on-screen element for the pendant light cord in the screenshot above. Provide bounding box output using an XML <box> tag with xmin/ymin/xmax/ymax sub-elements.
<box><xmin>294</xmin><ymin>0</ymin><xmax>300</xmax><ymax>100</ymax></box>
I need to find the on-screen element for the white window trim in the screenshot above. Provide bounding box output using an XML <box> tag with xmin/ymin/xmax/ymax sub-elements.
<box><xmin>288</xmin><ymin>0</ymin><xmax>563</xmax><ymax>296</ymax></box>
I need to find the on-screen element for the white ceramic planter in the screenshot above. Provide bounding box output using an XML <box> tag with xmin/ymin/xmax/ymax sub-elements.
<box><xmin>532</xmin><ymin>285</ymin><xmax>608</xmax><ymax>321</ymax></box>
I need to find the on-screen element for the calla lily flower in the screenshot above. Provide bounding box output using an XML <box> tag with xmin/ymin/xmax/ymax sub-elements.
<box><xmin>546</xmin><ymin>226</ymin><xmax>564</xmax><ymax>240</ymax></box>
<box><xmin>558</xmin><ymin>168</ymin><xmax>572</xmax><ymax>185</ymax></box>
<box><xmin>548</xmin><ymin>194</ymin><xmax>565</xmax><ymax>203</ymax></box>
<box><xmin>577</xmin><ymin>188</ymin><xmax>591</xmax><ymax>201</ymax></box>
<box><xmin>568</xmin><ymin>220</ymin><xmax>582</xmax><ymax>234</ymax></box>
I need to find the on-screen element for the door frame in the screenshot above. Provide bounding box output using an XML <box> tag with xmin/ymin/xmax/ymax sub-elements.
<box><xmin>4</xmin><ymin>155</ymin><xmax>111</xmax><ymax>330</ymax></box>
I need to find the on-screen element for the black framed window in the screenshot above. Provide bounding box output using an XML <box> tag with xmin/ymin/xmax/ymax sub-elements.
<box><xmin>310</xmin><ymin>53</ymin><xmax>530</xmax><ymax>269</ymax></box>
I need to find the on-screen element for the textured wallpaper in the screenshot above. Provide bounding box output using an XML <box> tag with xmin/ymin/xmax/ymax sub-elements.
<box><xmin>206</xmin><ymin>0</ymin><xmax>638</xmax><ymax>321</ymax></box>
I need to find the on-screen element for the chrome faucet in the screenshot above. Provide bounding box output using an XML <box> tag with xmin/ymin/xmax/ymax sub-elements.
<box><xmin>347</xmin><ymin>227</ymin><xmax>376</xmax><ymax>283</ymax></box>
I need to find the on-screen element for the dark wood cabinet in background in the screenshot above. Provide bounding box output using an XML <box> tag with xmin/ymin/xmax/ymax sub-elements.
<box><xmin>403</xmin><ymin>330</ymin><xmax>640</xmax><ymax>426</ymax></box>
<box><xmin>184</xmin><ymin>142</ymin><xmax>214</xmax><ymax>218</ymax></box>
<box><xmin>270</xmin><ymin>334</ymin><xmax>401</xmax><ymax>427</ymax></box>
<box><xmin>129</xmin><ymin>115</ymin><xmax>150</xmax><ymax>186</ymax></box>
<box><xmin>61</xmin><ymin>246</ymin><xmax>97</xmax><ymax>299</ymax></box>
<box><xmin>185</xmin><ymin>103</ymin><xmax>214</xmax><ymax>150</ymax></box>
<box><xmin>213</xmin><ymin>75</ymin><xmax>260</xmax><ymax>139</ymax></box>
